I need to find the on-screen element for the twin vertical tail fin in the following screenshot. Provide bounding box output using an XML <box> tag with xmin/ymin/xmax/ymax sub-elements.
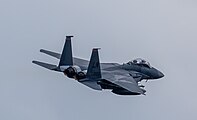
<box><xmin>33</xmin><ymin>35</ymin><xmax>102</xmax><ymax>79</ymax></box>
<box><xmin>59</xmin><ymin>36</ymin><xmax>74</xmax><ymax>66</ymax></box>
<box><xmin>86</xmin><ymin>48</ymin><xmax>102</xmax><ymax>79</ymax></box>
<box><xmin>79</xmin><ymin>48</ymin><xmax>102</xmax><ymax>90</ymax></box>
<box><xmin>32</xmin><ymin>36</ymin><xmax>74</xmax><ymax>72</ymax></box>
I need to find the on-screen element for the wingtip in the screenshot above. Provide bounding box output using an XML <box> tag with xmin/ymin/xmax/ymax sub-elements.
<box><xmin>40</xmin><ymin>49</ymin><xmax>44</xmax><ymax>52</ymax></box>
<box><xmin>32</xmin><ymin>60</ymin><xmax>37</xmax><ymax>64</ymax></box>
<box><xmin>32</xmin><ymin>60</ymin><xmax>35</xmax><ymax>63</ymax></box>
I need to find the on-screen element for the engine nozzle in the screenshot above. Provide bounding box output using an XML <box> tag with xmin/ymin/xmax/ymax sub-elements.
<box><xmin>64</xmin><ymin>67</ymin><xmax>76</xmax><ymax>78</ymax></box>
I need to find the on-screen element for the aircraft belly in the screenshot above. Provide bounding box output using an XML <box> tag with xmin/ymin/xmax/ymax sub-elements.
<box><xmin>112</xmin><ymin>88</ymin><xmax>141</xmax><ymax>95</ymax></box>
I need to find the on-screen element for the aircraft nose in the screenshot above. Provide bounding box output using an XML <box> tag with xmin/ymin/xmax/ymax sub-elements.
<box><xmin>157</xmin><ymin>71</ymin><xmax>164</xmax><ymax>78</ymax></box>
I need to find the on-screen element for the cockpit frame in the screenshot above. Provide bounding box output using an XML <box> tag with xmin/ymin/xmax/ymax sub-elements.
<box><xmin>127</xmin><ymin>58</ymin><xmax>152</xmax><ymax>68</ymax></box>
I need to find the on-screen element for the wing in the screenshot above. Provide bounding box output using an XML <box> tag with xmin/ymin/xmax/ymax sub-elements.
<box><xmin>102</xmin><ymin>71</ymin><xmax>145</xmax><ymax>94</ymax></box>
<box><xmin>40</xmin><ymin>49</ymin><xmax>61</xmax><ymax>59</ymax></box>
<box><xmin>101</xmin><ymin>63</ymin><xmax>120</xmax><ymax>69</ymax></box>
<box><xmin>39</xmin><ymin>49</ymin><xmax>120</xmax><ymax>71</ymax></box>
<box><xmin>73</xmin><ymin>57</ymin><xmax>89</xmax><ymax>70</ymax></box>
<box><xmin>75</xmin><ymin>60</ymin><xmax>120</xmax><ymax>71</ymax></box>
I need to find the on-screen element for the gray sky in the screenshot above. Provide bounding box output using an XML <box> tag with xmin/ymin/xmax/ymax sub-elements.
<box><xmin>0</xmin><ymin>0</ymin><xmax>197</xmax><ymax>120</ymax></box>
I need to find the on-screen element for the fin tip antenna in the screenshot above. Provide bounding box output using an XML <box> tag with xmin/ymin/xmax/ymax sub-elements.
<box><xmin>66</xmin><ymin>36</ymin><xmax>74</xmax><ymax>38</ymax></box>
<box><xmin>93</xmin><ymin>48</ymin><xmax>101</xmax><ymax>51</ymax></box>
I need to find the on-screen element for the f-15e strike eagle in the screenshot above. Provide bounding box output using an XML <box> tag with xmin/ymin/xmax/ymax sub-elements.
<box><xmin>32</xmin><ymin>36</ymin><xmax>164</xmax><ymax>95</ymax></box>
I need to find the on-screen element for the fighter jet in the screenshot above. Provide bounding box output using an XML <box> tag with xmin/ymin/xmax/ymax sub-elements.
<box><xmin>33</xmin><ymin>36</ymin><xmax>164</xmax><ymax>95</ymax></box>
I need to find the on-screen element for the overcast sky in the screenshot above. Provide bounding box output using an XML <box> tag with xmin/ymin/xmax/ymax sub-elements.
<box><xmin>0</xmin><ymin>0</ymin><xmax>197</xmax><ymax>120</ymax></box>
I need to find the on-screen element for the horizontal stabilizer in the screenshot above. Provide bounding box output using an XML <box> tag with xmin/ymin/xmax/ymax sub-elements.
<box><xmin>32</xmin><ymin>61</ymin><xmax>60</xmax><ymax>71</ymax></box>
<box><xmin>40</xmin><ymin>49</ymin><xmax>61</xmax><ymax>59</ymax></box>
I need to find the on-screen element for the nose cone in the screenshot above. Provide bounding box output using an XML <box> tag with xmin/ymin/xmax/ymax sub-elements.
<box><xmin>157</xmin><ymin>71</ymin><xmax>164</xmax><ymax>78</ymax></box>
<box><xmin>151</xmin><ymin>68</ymin><xmax>164</xmax><ymax>79</ymax></box>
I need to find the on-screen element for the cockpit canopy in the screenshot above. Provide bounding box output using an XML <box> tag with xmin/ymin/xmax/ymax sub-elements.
<box><xmin>127</xmin><ymin>58</ymin><xmax>152</xmax><ymax>68</ymax></box>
